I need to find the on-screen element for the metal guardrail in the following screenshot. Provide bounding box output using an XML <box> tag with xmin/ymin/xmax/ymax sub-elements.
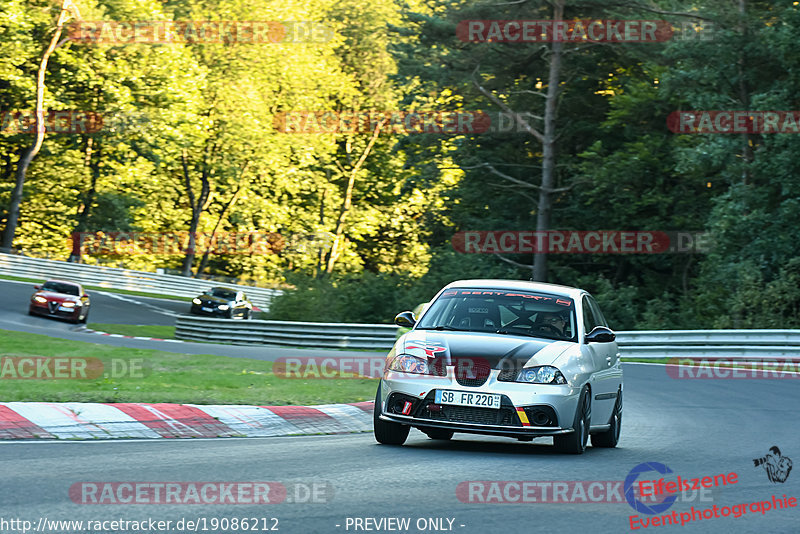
<box><xmin>0</xmin><ymin>252</ymin><xmax>281</xmax><ymax>310</ymax></box>
<box><xmin>614</xmin><ymin>330</ymin><xmax>800</xmax><ymax>359</ymax></box>
<box><xmin>174</xmin><ymin>316</ymin><xmax>800</xmax><ymax>357</ymax></box>
<box><xmin>176</xmin><ymin>316</ymin><xmax>398</xmax><ymax>349</ymax></box>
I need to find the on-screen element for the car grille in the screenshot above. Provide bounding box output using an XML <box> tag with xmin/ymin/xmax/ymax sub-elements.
<box><xmin>454</xmin><ymin>375</ymin><xmax>489</xmax><ymax>387</ymax></box>
<box><xmin>415</xmin><ymin>393</ymin><xmax>521</xmax><ymax>427</ymax></box>
<box><xmin>423</xmin><ymin>405</ymin><xmax>519</xmax><ymax>426</ymax></box>
<box><xmin>453</xmin><ymin>358</ymin><xmax>492</xmax><ymax>387</ymax></box>
<box><xmin>497</xmin><ymin>368</ymin><xmax>517</xmax><ymax>382</ymax></box>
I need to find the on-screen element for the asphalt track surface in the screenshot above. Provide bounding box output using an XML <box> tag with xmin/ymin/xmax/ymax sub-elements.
<box><xmin>0</xmin><ymin>280</ymin><xmax>381</xmax><ymax>361</ymax></box>
<box><xmin>1</xmin><ymin>279</ymin><xmax>798</xmax><ymax>532</ymax></box>
<box><xmin>1</xmin><ymin>364</ymin><xmax>798</xmax><ymax>534</ymax></box>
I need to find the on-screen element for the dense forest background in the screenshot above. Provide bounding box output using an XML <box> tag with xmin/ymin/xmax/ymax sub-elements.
<box><xmin>2</xmin><ymin>0</ymin><xmax>799</xmax><ymax>328</ymax></box>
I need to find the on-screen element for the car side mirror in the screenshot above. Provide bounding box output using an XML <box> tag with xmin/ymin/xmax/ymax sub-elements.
<box><xmin>82</xmin><ymin>294</ymin><xmax>89</xmax><ymax>298</ymax></box>
<box><xmin>33</xmin><ymin>285</ymin><xmax>41</xmax><ymax>290</ymax></box>
<box><xmin>585</xmin><ymin>326</ymin><xmax>616</xmax><ymax>344</ymax></box>
<box><xmin>394</xmin><ymin>311</ymin><xmax>416</xmax><ymax>328</ymax></box>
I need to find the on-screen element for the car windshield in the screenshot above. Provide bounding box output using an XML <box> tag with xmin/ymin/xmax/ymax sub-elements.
<box><xmin>416</xmin><ymin>288</ymin><xmax>577</xmax><ymax>341</ymax></box>
<box><xmin>210</xmin><ymin>288</ymin><xmax>237</xmax><ymax>299</ymax></box>
<box><xmin>41</xmin><ymin>282</ymin><xmax>80</xmax><ymax>296</ymax></box>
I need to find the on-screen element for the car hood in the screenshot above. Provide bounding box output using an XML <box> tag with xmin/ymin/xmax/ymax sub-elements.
<box><xmin>400</xmin><ymin>330</ymin><xmax>574</xmax><ymax>369</ymax></box>
<box><xmin>34</xmin><ymin>291</ymin><xmax>80</xmax><ymax>303</ymax></box>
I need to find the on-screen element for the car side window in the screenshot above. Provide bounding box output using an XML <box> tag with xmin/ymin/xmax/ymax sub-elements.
<box><xmin>587</xmin><ymin>296</ymin><xmax>608</xmax><ymax>327</ymax></box>
<box><xmin>582</xmin><ymin>296</ymin><xmax>598</xmax><ymax>333</ymax></box>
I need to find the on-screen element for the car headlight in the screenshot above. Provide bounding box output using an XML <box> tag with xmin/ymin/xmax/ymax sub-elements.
<box><xmin>516</xmin><ymin>366</ymin><xmax>567</xmax><ymax>385</ymax></box>
<box><xmin>33</xmin><ymin>296</ymin><xmax>47</xmax><ymax>303</ymax></box>
<box><xmin>192</xmin><ymin>298</ymin><xmax>202</xmax><ymax>305</ymax></box>
<box><xmin>218</xmin><ymin>304</ymin><xmax>230</xmax><ymax>311</ymax></box>
<box><xmin>388</xmin><ymin>354</ymin><xmax>430</xmax><ymax>375</ymax></box>
<box><xmin>60</xmin><ymin>302</ymin><xmax>76</xmax><ymax>308</ymax></box>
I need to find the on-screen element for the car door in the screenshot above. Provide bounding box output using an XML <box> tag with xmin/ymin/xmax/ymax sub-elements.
<box><xmin>582</xmin><ymin>295</ymin><xmax>618</xmax><ymax>425</ymax></box>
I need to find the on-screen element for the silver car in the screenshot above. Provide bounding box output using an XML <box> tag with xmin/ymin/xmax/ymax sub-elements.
<box><xmin>373</xmin><ymin>279</ymin><xmax>622</xmax><ymax>454</ymax></box>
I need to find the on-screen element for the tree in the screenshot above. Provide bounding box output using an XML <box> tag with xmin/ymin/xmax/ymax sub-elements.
<box><xmin>1</xmin><ymin>0</ymin><xmax>80</xmax><ymax>252</ymax></box>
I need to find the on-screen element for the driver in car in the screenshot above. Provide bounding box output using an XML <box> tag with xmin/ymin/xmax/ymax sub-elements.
<box><xmin>537</xmin><ymin>312</ymin><xmax>567</xmax><ymax>336</ymax></box>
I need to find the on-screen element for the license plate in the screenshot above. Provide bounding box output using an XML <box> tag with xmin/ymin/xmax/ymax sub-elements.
<box><xmin>434</xmin><ymin>390</ymin><xmax>501</xmax><ymax>409</ymax></box>
<box><xmin>202</xmin><ymin>307</ymin><xmax>213</xmax><ymax>312</ymax></box>
<box><xmin>58</xmin><ymin>306</ymin><xmax>73</xmax><ymax>312</ymax></box>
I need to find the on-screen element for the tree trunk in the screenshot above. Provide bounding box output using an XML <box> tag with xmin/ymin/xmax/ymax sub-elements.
<box><xmin>316</xmin><ymin>177</ymin><xmax>328</xmax><ymax>278</ymax></box>
<box><xmin>324</xmin><ymin>120</ymin><xmax>385</xmax><ymax>274</ymax></box>
<box><xmin>196</xmin><ymin>160</ymin><xmax>249</xmax><ymax>277</ymax></box>
<box><xmin>532</xmin><ymin>0</ymin><xmax>564</xmax><ymax>282</ymax></box>
<box><xmin>68</xmin><ymin>137</ymin><xmax>100</xmax><ymax>262</ymax></box>
<box><xmin>1</xmin><ymin>1</ymin><xmax>73</xmax><ymax>252</ymax></box>
<box><xmin>180</xmin><ymin>148</ymin><xmax>211</xmax><ymax>277</ymax></box>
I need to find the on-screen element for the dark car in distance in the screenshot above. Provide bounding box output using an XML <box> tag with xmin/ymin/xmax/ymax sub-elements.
<box><xmin>190</xmin><ymin>287</ymin><xmax>253</xmax><ymax>319</ymax></box>
<box><xmin>29</xmin><ymin>280</ymin><xmax>91</xmax><ymax>324</ymax></box>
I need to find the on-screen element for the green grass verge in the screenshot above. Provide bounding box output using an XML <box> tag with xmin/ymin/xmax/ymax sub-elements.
<box><xmin>621</xmin><ymin>357</ymin><xmax>671</xmax><ymax>364</ymax></box>
<box><xmin>0</xmin><ymin>330</ymin><xmax>377</xmax><ymax>405</ymax></box>
<box><xmin>0</xmin><ymin>274</ymin><xmax>191</xmax><ymax>302</ymax></box>
<box><xmin>87</xmin><ymin>323</ymin><xmax>176</xmax><ymax>339</ymax></box>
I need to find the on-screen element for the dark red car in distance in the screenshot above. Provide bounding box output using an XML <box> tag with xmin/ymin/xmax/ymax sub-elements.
<box><xmin>29</xmin><ymin>280</ymin><xmax>91</xmax><ymax>324</ymax></box>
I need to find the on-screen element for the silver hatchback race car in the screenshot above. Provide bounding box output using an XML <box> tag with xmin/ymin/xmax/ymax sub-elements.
<box><xmin>373</xmin><ymin>280</ymin><xmax>622</xmax><ymax>454</ymax></box>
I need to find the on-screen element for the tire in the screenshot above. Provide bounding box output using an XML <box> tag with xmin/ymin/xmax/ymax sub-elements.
<box><xmin>423</xmin><ymin>428</ymin><xmax>454</xmax><ymax>440</ymax></box>
<box><xmin>79</xmin><ymin>309</ymin><xmax>89</xmax><ymax>324</ymax></box>
<box><xmin>244</xmin><ymin>309</ymin><xmax>252</xmax><ymax>320</ymax></box>
<box><xmin>554</xmin><ymin>386</ymin><xmax>591</xmax><ymax>454</ymax></box>
<box><xmin>591</xmin><ymin>389</ymin><xmax>622</xmax><ymax>448</ymax></box>
<box><xmin>373</xmin><ymin>384</ymin><xmax>410</xmax><ymax>445</ymax></box>
<box><xmin>225</xmin><ymin>309</ymin><xmax>234</xmax><ymax>319</ymax></box>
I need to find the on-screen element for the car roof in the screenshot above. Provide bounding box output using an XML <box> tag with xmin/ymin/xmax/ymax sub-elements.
<box><xmin>443</xmin><ymin>279</ymin><xmax>586</xmax><ymax>300</ymax></box>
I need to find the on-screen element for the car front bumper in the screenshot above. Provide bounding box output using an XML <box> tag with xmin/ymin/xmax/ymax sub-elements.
<box><xmin>379</xmin><ymin>369</ymin><xmax>582</xmax><ymax>437</ymax></box>
<box><xmin>191</xmin><ymin>305</ymin><xmax>230</xmax><ymax>316</ymax></box>
<box><xmin>29</xmin><ymin>302</ymin><xmax>81</xmax><ymax>319</ymax></box>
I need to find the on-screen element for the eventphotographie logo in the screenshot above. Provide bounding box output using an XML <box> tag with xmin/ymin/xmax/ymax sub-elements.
<box><xmin>754</xmin><ymin>447</ymin><xmax>793</xmax><ymax>484</ymax></box>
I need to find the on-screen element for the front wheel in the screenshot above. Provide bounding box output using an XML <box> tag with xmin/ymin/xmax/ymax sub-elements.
<box><xmin>591</xmin><ymin>389</ymin><xmax>621</xmax><ymax>448</ymax></box>
<box><xmin>373</xmin><ymin>384</ymin><xmax>409</xmax><ymax>445</ymax></box>
<box><xmin>554</xmin><ymin>386</ymin><xmax>591</xmax><ymax>454</ymax></box>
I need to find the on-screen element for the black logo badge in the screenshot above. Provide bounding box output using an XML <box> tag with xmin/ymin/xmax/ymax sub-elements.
<box><xmin>754</xmin><ymin>446</ymin><xmax>793</xmax><ymax>483</ymax></box>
